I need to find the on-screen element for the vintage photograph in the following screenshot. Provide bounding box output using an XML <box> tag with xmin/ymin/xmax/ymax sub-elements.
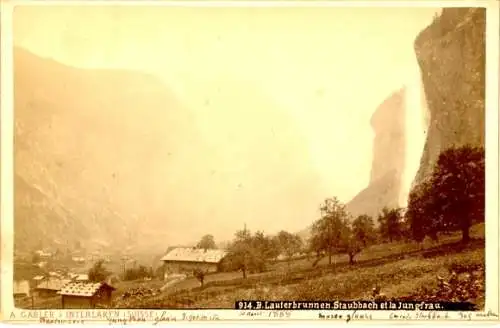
<box><xmin>5</xmin><ymin>1</ymin><xmax>489</xmax><ymax>314</ymax></box>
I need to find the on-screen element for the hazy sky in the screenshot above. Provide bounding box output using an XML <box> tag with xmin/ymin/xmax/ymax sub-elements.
<box><xmin>13</xmin><ymin>5</ymin><xmax>436</xmax><ymax>244</ymax></box>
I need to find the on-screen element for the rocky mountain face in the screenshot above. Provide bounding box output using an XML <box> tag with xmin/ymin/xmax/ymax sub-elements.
<box><xmin>14</xmin><ymin>47</ymin><xmax>320</xmax><ymax>254</ymax></box>
<box><xmin>14</xmin><ymin>173</ymin><xmax>90</xmax><ymax>250</ymax></box>
<box><xmin>346</xmin><ymin>8</ymin><xmax>485</xmax><ymax>221</ymax></box>
<box><xmin>412</xmin><ymin>8</ymin><xmax>485</xmax><ymax>185</ymax></box>
<box><xmin>345</xmin><ymin>88</ymin><xmax>406</xmax><ymax>219</ymax></box>
<box><xmin>14</xmin><ymin>47</ymin><xmax>200</xmax><ymax>252</ymax></box>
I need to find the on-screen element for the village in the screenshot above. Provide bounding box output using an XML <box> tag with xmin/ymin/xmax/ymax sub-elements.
<box><xmin>13</xmin><ymin>219</ymin><xmax>486</xmax><ymax>310</ymax></box>
<box><xmin>14</xmin><ymin>245</ymin><xmax>118</xmax><ymax>309</ymax></box>
<box><xmin>13</xmin><ymin>238</ymin><xmax>309</xmax><ymax>309</ymax></box>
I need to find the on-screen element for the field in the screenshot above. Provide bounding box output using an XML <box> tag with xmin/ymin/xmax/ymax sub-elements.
<box><xmin>110</xmin><ymin>223</ymin><xmax>485</xmax><ymax>309</ymax></box>
<box><xmin>16</xmin><ymin>224</ymin><xmax>484</xmax><ymax>310</ymax></box>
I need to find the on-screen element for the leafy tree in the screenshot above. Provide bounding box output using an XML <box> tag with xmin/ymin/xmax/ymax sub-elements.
<box><xmin>88</xmin><ymin>259</ymin><xmax>112</xmax><ymax>282</ymax></box>
<box><xmin>193</xmin><ymin>268</ymin><xmax>206</xmax><ymax>287</ymax></box>
<box><xmin>407</xmin><ymin>145</ymin><xmax>485</xmax><ymax>243</ymax></box>
<box><xmin>406</xmin><ymin>179</ymin><xmax>440</xmax><ymax>242</ymax></box>
<box><xmin>351</xmin><ymin>215</ymin><xmax>377</xmax><ymax>246</ymax></box>
<box><xmin>276</xmin><ymin>231</ymin><xmax>303</xmax><ymax>269</ymax></box>
<box><xmin>267</xmin><ymin>236</ymin><xmax>282</xmax><ymax>262</ymax></box>
<box><xmin>225</xmin><ymin>228</ymin><xmax>278</xmax><ymax>277</ymax></box>
<box><xmin>378</xmin><ymin>207</ymin><xmax>404</xmax><ymax>242</ymax></box>
<box><xmin>341</xmin><ymin>224</ymin><xmax>360</xmax><ymax>265</ymax></box>
<box><xmin>433</xmin><ymin>145</ymin><xmax>485</xmax><ymax>243</ymax></box>
<box><xmin>226</xmin><ymin>228</ymin><xmax>253</xmax><ymax>279</ymax></box>
<box><xmin>341</xmin><ymin>215</ymin><xmax>377</xmax><ymax>265</ymax></box>
<box><xmin>310</xmin><ymin>197</ymin><xmax>350</xmax><ymax>265</ymax></box>
<box><xmin>250</xmin><ymin>231</ymin><xmax>278</xmax><ymax>271</ymax></box>
<box><xmin>123</xmin><ymin>265</ymin><xmax>151</xmax><ymax>281</ymax></box>
<box><xmin>196</xmin><ymin>234</ymin><xmax>217</xmax><ymax>250</ymax></box>
<box><xmin>155</xmin><ymin>265</ymin><xmax>165</xmax><ymax>280</ymax></box>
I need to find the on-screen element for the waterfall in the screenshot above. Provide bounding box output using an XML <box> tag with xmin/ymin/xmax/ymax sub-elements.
<box><xmin>398</xmin><ymin>58</ymin><xmax>430</xmax><ymax>208</ymax></box>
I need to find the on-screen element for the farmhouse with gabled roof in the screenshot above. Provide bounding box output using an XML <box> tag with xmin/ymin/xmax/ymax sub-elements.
<box><xmin>160</xmin><ymin>247</ymin><xmax>228</xmax><ymax>275</ymax></box>
<box><xmin>58</xmin><ymin>281</ymin><xmax>115</xmax><ymax>309</ymax></box>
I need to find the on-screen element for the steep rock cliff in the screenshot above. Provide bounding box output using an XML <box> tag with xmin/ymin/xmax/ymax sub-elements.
<box><xmin>15</xmin><ymin>47</ymin><xmax>321</xmax><ymax>253</ymax></box>
<box><xmin>346</xmin><ymin>88</ymin><xmax>406</xmax><ymax>218</ymax></box>
<box><xmin>14</xmin><ymin>47</ymin><xmax>199</xmax><ymax>253</ymax></box>
<box><xmin>412</xmin><ymin>8</ymin><xmax>485</xmax><ymax>185</ymax></box>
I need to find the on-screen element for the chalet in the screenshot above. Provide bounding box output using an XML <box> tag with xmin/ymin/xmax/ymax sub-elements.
<box><xmin>35</xmin><ymin>250</ymin><xmax>53</xmax><ymax>259</ymax></box>
<box><xmin>48</xmin><ymin>271</ymin><xmax>63</xmax><ymax>279</ymax></box>
<box><xmin>58</xmin><ymin>282</ymin><xmax>115</xmax><ymax>309</ymax></box>
<box><xmin>88</xmin><ymin>251</ymin><xmax>101</xmax><ymax>262</ymax></box>
<box><xmin>75</xmin><ymin>274</ymin><xmax>89</xmax><ymax>282</ymax></box>
<box><xmin>72</xmin><ymin>256</ymin><xmax>85</xmax><ymax>264</ymax></box>
<box><xmin>160</xmin><ymin>248</ymin><xmax>227</xmax><ymax>275</ymax></box>
<box><xmin>13</xmin><ymin>280</ymin><xmax>30</xmax><ymax>299</ymax></box>
<box><xmin>32</xmin><ymin>275</ymin><xmax>45</xmax><ymax>282</ymax></box>
<box><xmin>34</xmin><ymin>278</ymin><xmax>71</xmax><ymax>298</ymax></box>
<box><xmin>35</xmin><ymin>261</ymin><xmax>48</xmax><ymax>269</ymax></box>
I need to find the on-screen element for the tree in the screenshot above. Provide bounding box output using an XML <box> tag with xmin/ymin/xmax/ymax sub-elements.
<box><xmin>351</xmin><ymin>215</ymin><xmax>377</xmax><ymax>247</ymax></box>
<box><xmin>342</xmin><ymin>214</ymin><xmax>377</xmax><ymax>264</ymax></box>
<box><xmin>226</xmin><ymin>228</ymin><xmax>253</xmax><ymax>279</ymax></box>
<box><xmin>308</xmin><ymin>232</ymin><xmax>326</xmax><ymax>267</ymax></box>
<box><xmin>433</xmin><ymin>145</ymin><xmax>485</xmax><ymax>243</ymax></box>
<box><xmin>250</xmin><ymin>231</ymin><xmax>278</xmax><ymax>271</ymax></box>
<box><xmin>408</xmin><ymin>145</ymin><xmax>485</xmax><ymax>243</ymax></box>
<box><xmin>310</xmin><ymin>197</ymin><xmax>350</xmax><ymax>265</ymax></box>
<box><xmin>193</xmin><ymin>268</ymin><xmax>206</xmax><ymax>287</ymax></box>
<box><xmin>342</xmin><ymin>225</ymin><xmax>361</xmax><ymax>265</ymax></box>
<box><xmin>196</xmin><ymin>234</ymin><xmax>217</xmax><ymax>250</ymax></box>
<box><xmin>225</xmin><ymin>228</ymin><xmax>277</xmax><ymax>277</ymax></box>
<box><xmin>155</xmin><ymin>265</ymin><xmax>166</xmax><ymax>280</ymax></box>
<box><xmin>378</xmin><ymin>207</ymin><xmax>404</xmax><ymax>242</ymax></box>
<box><xmin>267</xmin><ymin>236</ymin><xmax>282</xmax><ymax>262</ymax></box>
<box><xmin>406</xmin><ymin>178</ymin><xmax>441</xmax><ymax>242</ymax></box>
<box><xmin>276</xmin><ymin>231</ymin><xmax>303</xmax><ymax>269</ymax></box>
<box><xmin>123</xmin><ymin>265</ymin><xmax>151</xmax><ymax>281</ymax></box>
<box><xmin>88</xmin><ymin>259</ymin><xmax>112</xmax><ymax>282</ymax></box>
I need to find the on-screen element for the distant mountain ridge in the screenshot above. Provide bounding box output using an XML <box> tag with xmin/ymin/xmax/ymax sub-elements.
<box><xmin>345</xmin><ymin>88</ymin><xmax>406</xmax><ymax>219</ymax></box>
<box><xmin>14</xmin><ymin>47</ymin><xmax>199</xmax><ymax>253</ymax></box>
<box><xmin>14</xmin><ymin>47</ymin><xmax>323</xmax><ymax>254</ymax></box>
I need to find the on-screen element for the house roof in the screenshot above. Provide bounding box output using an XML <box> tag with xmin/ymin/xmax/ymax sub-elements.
<box><xmin>58</xmin><ymin>282</ymin><xmax>115</xmax><ymax>297</ymax></box>
<box><xmin>14</xmin><ymin>280</ymin><xmax>30</xmax><ymax>295</ymax></box>
<box><xmin>35</xmin><ymin>278</ymin><xmax>71</xmax><ymax>291</ymax></box>
<box><xmin>160</xmin><ymin>247</ymin><xmax>227</xmax><ymax>264</ymax></box>
<box><xmin>76</xmin><ymin>274</ymin><xmax>89</xmax><ymax>281</ymax></box>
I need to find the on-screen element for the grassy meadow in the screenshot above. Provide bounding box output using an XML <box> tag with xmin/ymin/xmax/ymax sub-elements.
<box><xmin>110</xmin><ymin>223</ymin><xmax>485</xmax><ymax>309</ymax></box>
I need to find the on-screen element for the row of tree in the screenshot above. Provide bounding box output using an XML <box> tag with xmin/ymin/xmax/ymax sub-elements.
<box><xmin>213</xmin><ymin>145</ymin><xmax>485</xmax><ymax>279</ymax></box>
<box><xmin>223</xmin><ymin>229</ymin><xmax>305</xmax><ymax>277</ymax></box>
<box><xmin>308</xmin><ymin>145</ymin><xmax>485</xmax><ymax>266</ymax></box>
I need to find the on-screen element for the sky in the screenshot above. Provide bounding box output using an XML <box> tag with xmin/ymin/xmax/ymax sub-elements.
<box><xmin>12</xmin><ymin>4</ymin><xmax>436</xmax><ymax>245</ymax></box>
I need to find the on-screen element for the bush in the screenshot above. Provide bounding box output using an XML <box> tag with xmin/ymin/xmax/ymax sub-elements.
<box><xmin>123</xmin><ymin>265</ymin><xmax>153</xmax><ymax>281</ymax></box>
<box><xmin>88</xmin><ymin>260</ymin><xmax>112</xmax><ymax>282</ymax></box>
<box><xmin>409</xmin><ymin>264</ymin><xmax>484</xmax><ymax>307</ymax></box>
